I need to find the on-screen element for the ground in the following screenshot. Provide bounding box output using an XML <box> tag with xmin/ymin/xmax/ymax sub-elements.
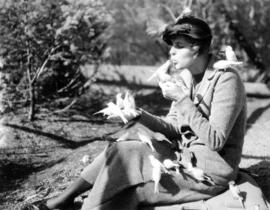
<box><xmin>0</xmin><ymin>83</ymin><xmax>270</xmax><ymax>210</ymax></box>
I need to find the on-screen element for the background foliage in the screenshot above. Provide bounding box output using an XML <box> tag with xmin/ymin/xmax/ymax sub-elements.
<box><xmin>1</xmin><ymin>0</ymin><xmax>270</xmax><ymax>117</ymax></box>
<box><xmin>0</xmin><ymin>0</ymin><xmax>112</xmax><ymax>118</ymax></box>
<box><xmin>105</xmin><ymin>0</ymin><xmax>270</xmax><ymax>80</ymax></box>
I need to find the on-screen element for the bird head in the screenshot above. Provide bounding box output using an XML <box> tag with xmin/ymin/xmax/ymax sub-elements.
<box><xmin>228</xmin><ymin>180</ymin><xmax>236</xmax><ymax>186</ymax></box>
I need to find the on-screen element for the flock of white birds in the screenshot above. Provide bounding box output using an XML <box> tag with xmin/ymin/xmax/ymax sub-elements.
<box><xmin>93</xmin><ymin>46</ymin><xmax>244</xmax><ymax>202</ymax></box>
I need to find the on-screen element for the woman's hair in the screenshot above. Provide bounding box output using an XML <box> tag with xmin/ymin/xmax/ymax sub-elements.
<box><xmin>162</xmin><ymin>15</ymin><xmax>212</xmax><ymax>54</ymax></box>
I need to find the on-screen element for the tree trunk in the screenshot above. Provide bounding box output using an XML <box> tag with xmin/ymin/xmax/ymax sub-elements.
<box><xmin>28</xmin><ymin>81</ymin><xmax>36</xmax><ymax>121</ymax></box>
<box><xmin>26</xmin><ymin>48</ymin><xmax>35</xmax><ymax>121</ymax></box>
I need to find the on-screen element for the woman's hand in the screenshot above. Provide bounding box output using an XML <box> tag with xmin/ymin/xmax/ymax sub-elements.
<box><xmin>159</xmin><ymin>81</ymin><xmax>187</xmax><ymax>101</ymax></box>
<box><xmin>148</xmin><ymin>60</ymin><xmax>172</xmax><ymax>82</ymax></box>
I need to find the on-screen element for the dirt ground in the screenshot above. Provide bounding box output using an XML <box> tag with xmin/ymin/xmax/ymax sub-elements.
<box><xmin>0</xmin><ymin>84</ymin><xmax>270</xmax><ymax>210</ymax></box>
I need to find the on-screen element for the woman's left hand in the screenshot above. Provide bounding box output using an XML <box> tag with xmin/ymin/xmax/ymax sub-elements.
<box><xmin>159</xmin><ymin>81</ymin><xmax>186</xmax><ymax>101</ymax></box>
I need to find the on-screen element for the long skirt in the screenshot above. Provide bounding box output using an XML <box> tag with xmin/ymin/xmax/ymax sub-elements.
<box><xmin>80</xmin><ymin>128</ymin><xmax>235</xmax><ymax>210</ymax></box>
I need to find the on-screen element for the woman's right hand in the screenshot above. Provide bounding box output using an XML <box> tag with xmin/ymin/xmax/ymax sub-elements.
<box><xmin>148</xmin><ymin>60</ymin><xmax>172</xmax><ymax>82</ymax></box>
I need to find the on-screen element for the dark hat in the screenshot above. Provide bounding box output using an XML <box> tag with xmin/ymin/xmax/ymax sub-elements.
<box><xmin>162</xmin><ymin>15</ymin><xmax>212</xmax><ymax>45</ymax></box>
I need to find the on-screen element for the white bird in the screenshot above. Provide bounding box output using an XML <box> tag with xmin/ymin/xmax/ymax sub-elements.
<box><xmin>148</xmin><ymin>155</ymin><xmax>169</xmax><ymax>194</ymax></box>
<box><xmin>81</xmin><ymin>155</ymin><xmax>90</xmax><ymax>164</ymax></box>
<box><xmin>153</xmin><ymin>132</ymin><xmax>172</xmax><ymax>144</ymax></box>
<box><xmin>137</xmin><ymin>131</ymin><xmax>155</xmax><ymax>151</ymax></box>
<box><xmin>213</xmin><ymin>60</ymin><xmax>243</xmax><ymax>70</ymax></box>
<box><xmin>229</xmin><ymin>181</ymin><xmax>245</xmax><ymax>209</ymax></box>
<box><xmin>180</xmin><ymin>149</ymin><xmax>215</xmax><ymax>185</ymax></box>
<box><xmin>213</xmin><ymin>46</ymin><xmax>243</xmax><ymax>70</ymax></box>
<box><xmin>94</xmin><ymin>102</ymin><xmax>128</xmax><ymax>124</ymax></box>
<box><xmin>186</xmin><ymin>163</ymin><xmax>215</xmax><ymax>185</ymax></box>
<box><xmin>116</xmin><ymin>131</ymin><xmax>130</xmax><ymax>142</ymax></box>
<box><xmin>172</xmin><ymin>68</ymin><xmax>193</xmax><ymax>97</ymax></box>
<box><xmin>123</xmin><ymin>91</ymin><xmax>138</xmax><ymax>117</ymax></box>
<box><xmin>225</xmin><ymin>46</ymin><xmax>238</xmax><ymax>61</ymax></box>
<box><xmin>163</xmin><ymin>159</ymin><xmax>180</xmax><ymax>174</ymax></box>
<box><xmin>148</xmin><ymin>60</ymin><xmax>172</xmax><ymax>82</ymax></box>
<box><xmin>254</xmin><ymin>204</ymin><xmax>260</xmax><ymax>210</ymax></box>
<box><xmin>116</xmin><ymin>93</ymin><xmax>125</xmax><ymax>109</ymax></box>
<box><xmin>118</xmin><ymin>91</ymin><xmax>139</xmax><ymax>120</ymax></box>
<box><xmin>182</xmin><ymin>7</ymin><xmax>192</xmax><ymax>16</ymax></box>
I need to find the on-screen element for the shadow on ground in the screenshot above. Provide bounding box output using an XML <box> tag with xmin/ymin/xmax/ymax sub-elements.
<box><xmin>244</xmin><ymin>160</ymin><xmax>270</xmax><ymax>200</ymax></box>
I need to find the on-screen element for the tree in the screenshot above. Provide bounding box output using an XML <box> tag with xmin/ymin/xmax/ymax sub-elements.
<box><xmin>104</xmin><ymin>0</ymin><xmax>270</xmax><ymax>83</ymax></box>
<box><xmin>0</xmin><ymin>0</ymin><xmax>112</xmax><ymax>120</ymax></box>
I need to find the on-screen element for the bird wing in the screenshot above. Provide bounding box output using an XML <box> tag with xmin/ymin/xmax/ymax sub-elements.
<box><xmin>213</xmin><ymin>60</ymin><xmax>243</xmax><ymax>70</ymax></box>
<box><xmin>137</xmin><ymin>131</ymin><xmax>155</xmax><ymax>151</ymax></box>
<box><xmin>124</xmin><ymin>91</ymin><xmax>136</xmax><ymax>110</ymax></box>
<box><xmin>116</xmin><ymin>93</ymin><xmax>124</xmax><ymax>109</ymax></box>
<box><xmin>95</xmin><ymin>102</ymin><xmax>128</xmax><ymax>123</ymax></box>
<box><xmin>149</xmin><ymin>155</ymin><xmax>162</xmax><ymax>193</ymax></box>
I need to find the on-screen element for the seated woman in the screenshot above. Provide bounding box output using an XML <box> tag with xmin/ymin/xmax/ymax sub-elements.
<box><xmin>45</xmin><ymin>15</ymin><xmax>248</xmax><ymax>210</ymax></box>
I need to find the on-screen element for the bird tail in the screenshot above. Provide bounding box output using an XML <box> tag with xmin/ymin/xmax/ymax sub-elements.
<box><xmin>93</xmin><ymin>110</ymin><xmax>102</xmax><ymax>115</ymax></box>
<box><xmin>204</xmin><ymin>174</ymin><xmax>216</xmax><ymax>185</ymax></box>
<box><xmin>154</xmin><ymin>184</ymin><xmax>159</xmax><ymax>194</ymax></box>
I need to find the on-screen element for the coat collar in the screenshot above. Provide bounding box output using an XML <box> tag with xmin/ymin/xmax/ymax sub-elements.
<box><xmin>193</xmin><ymin>54</ymin><xmax>218</xmax><ymax>105</ymax></box>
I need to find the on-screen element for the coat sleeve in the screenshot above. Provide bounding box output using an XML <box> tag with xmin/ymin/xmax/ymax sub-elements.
<box><xmin>137</xmin><ymin>103</ymin><xmax>182</xmax><ymax>139</ymax></box>
<box><xmin>174</xmin><ymin>70</ymin><xmax>246</xmax><ymax>151</ymax></box>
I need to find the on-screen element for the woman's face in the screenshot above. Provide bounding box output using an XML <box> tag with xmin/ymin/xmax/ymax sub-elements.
<box><xmin>169</xmin><ymin>37</ymin><xmax>198</xmax><ymax>71</ymax></box>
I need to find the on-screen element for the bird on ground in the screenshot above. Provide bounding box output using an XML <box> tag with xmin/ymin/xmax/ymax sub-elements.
<box><xmin>137</xmin><ymin>131</ymin><xmax>155</xmax><ymax>152</ymax></box>
<box><xmin>229</xmin><ymin>180</ymin><xmax>245</xmax><ymax>209</ymax></box>
<box><xmin>81</xmin><ymin>155</ymin><xmax>90</xmax><ymax>164</ymax></box>
<box><xmin>148</xmin><ymin>154</ymin><xmax>169</xmax><ymax>194</ymax></box>
<box><xmin>253</xmin><ymin>204</ymin><xmax>260</xmax><ymax>210</ymax></box>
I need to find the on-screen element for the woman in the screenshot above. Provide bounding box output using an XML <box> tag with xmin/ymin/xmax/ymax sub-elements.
<box><xmin>45</xmin><ymin>15</ymin><xmax>246</xmax><ymax>210</ymax></box>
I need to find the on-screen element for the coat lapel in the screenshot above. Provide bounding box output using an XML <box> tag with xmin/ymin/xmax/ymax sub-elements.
<box><xmin>193</xmin><ymin>56</ymin><xmax>217</xmax><ymax>105</ymax></box>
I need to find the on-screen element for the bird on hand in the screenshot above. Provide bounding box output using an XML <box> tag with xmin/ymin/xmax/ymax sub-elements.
<box><xmin>229</xmin><ymin>180</ymin><xmax>245</xmax><ymax>209</ymax></box>
<box><xmin>123</xmin><ymin>91</ymin><xmax>138</xmax><ymax>117</ymax></box>
<box><xmin>116</xmin><ymin>93</ymin><xmax>125</xmax><ymax>109</ymax></box>
<box><xmin>148</xmin><ymin>60</ymin><xmax>172</xmax><ymax>83</ymax></box>
<box><xmin>94</xmin><ymin>91</ymin><xmax>139</xmax><ymax>124</ymax></box>
<box><xmin>148</xmin><ymin>154</ymin><xmax>169</xmax><ymax>194</ymax></box>
<box><xmin>149</xmin><ymin>60</ymin><xmax>193</xmax><ymax>99</ymax></box>
<box><xmin>94</xmin><ymin>102</ymin><xmax>128</xmax><ymax>124</ymax></box>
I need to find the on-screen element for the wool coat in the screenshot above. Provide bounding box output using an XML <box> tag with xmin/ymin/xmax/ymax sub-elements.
<box><xmin>80</xmin><ymin>61</ymin><xmax>247</xmax><ymax>210</ymax></box>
